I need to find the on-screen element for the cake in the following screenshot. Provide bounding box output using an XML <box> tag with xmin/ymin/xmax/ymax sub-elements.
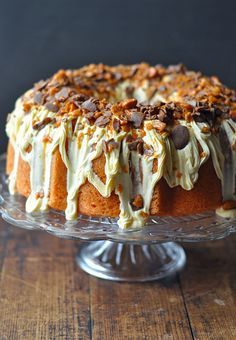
<box><xmin>6</xmin><ymin>63</ymin><xmax>236</xmax><ymax>229</ymax></box>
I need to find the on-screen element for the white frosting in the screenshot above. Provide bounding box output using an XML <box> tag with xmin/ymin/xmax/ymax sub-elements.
<box><xmin>221</xmin><ymin>119</ymin><xmax>236</xmax><ymax>200</ymax></box>
<box><xmin>6</xmin><ymin>89</ymin><xmax>236</xmax><ymax>228</ymax></box>
<box><xmin>216</xmin><ymin>206</ymin><xmax>236</xmax><ymax>219</ymax></box>
<box><xmin>6</xmin><ymin>98</ymin><xmax>26</xmax><ymax>194</ymax></box>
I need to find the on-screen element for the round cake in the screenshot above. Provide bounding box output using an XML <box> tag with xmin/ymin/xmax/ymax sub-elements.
<box><xmin>6</xmin><ymin>63</ymin><xmax>236</xmax><ymax>229</ymax></box>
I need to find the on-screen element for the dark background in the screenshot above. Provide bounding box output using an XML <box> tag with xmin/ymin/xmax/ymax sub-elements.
<box><xmin>0</xmin><ymin>0</ymin><xmax>235</xmax><ymax>153</ymax></box>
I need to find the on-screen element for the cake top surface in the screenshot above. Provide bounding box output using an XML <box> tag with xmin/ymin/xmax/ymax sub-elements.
<box><xmin>20</xmin><ymin>63</ymin><xmax>236</xmax><ymax>135</ymax></box>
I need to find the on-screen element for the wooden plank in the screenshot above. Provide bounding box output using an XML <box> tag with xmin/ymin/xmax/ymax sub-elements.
<box><xmin>0</xmin><ymin>225</ymin><xmax>91</xmax><ymax>340</ymax></box>
<box><xmin>179</xmin><ymin>235</ymin><xmax>236</xmax><ymax>340</ymax></box>
<box><xmin>0</xmin><ymin>220</ymin><xmax>10</xmax><ymax>270</ymax></box>
<box><xmin>90</xmin><ymin>275</ymin><xmax>193</xmax><ymax>339</ymax></box>
<box><xmin>0</xmin><ymin>218</ymin><xmax>235</xmax><ymax>340</ymax></box>
<box><xmin>5</xmin><ymin>225</ymin><xmax>74</xmax><ymax>258</ymax></box>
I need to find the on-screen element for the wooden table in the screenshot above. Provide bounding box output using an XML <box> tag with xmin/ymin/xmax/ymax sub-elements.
<box><xmin>0</xmin><ymin>220</ymin><xmax>235</xmax><ymax>340</ymax></box>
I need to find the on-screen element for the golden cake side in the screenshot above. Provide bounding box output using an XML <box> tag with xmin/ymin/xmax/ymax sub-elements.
<box><xmin>7</xmin><ymin>142</ymin><xmax>222</xmax><ymax>217</ymax></box>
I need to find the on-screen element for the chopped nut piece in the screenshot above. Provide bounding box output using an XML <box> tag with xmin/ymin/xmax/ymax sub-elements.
<box><xmin>82</xmin><ymin>99</ymin><xmax>97</xmax><ymax>112</ymax></box>
<box><xmin>127</xmin><ymin>138</ymin><xmax>144</xmax><ymax>155</ymax></box>
<box><xmin>35</xmin><ymin>190</ymin><xmax>44</xmax><ymax>199</ymax></box>
<box><xmin>42</xmin><ymin>135</ymin><xmax>53</xmax><ymax>143</ymax></box>
<box><xmin>94</xmin><ymin>115</ymin><xmax>110</xmax><ymax>128</ymax></box>
<box><xmin>44</xmin><ymin>102</ymin><xmax>59</xmax><ymax>112</ymax></box>
<box><xmin>117</xmin><ymin>184</ymin><xmax>123</xmax><ymax>193</ymax></box>
<box><xmin>113</xmin><ymin>118</ymin><xmax>121</xmax><ymax>132</ymax></box>
<box><xmin>121</xmin><ymin>98</ymin><xmax>137</xmax><ymax>110</ymax></box>
<box><xmin>102</xmin><ymin>139</ymin><xmax>119</xmax><ymax>153</ymax></box>
<box><xmin>55</xmin><ymin>87</ymin><xmax>75</xmax><ymax>102</ymax></box>
<box><xmin>201</xmin><ymin>126</ymin><xmax>211</xmax><ymax>133</ymax></box>
<box><xmin>34</xmin><ymin>92</ymin><xmax>45</xmax><ymax>105</ymax></box>
<box><xmin>129</xmin><ymin>111</ymin><xmax>145</xmax><ymax>128</ymax></box>
<box><xmin>35</xmin><ymin>79</ymin><xmax>49</xmax><ymax>91</ymax></box>
<box><xmin>139</xmin><ymin>130</ymin><xmax>146</xmax><ymax>137</ymax></box>
<box><xmin>130</xmin><ymin>194</ymin><xmax>144</xmax><ymax>210</ymax></box>
<box><xmin>23</xmin><ymin>102</ymin><xmax>32</xmax><ymax>113</ymax></box>
<box><xmin>48</xmin><ymin>87</ymin><xmax>59</xmax><ymax>96</ymax></box>
<box><xmin>176</xmin><ymin>171</ymin><xmax>182</xmax><ymax>179</ymax></box>
<box><xmin>25</xmin><ymin>144</ymin><xmax>32</xmax><ymax>153</ymax></box>
<box><xmin>33</xmin><ymin>117</ymin><xmax>55</xmax><ymax>131</ymax></box>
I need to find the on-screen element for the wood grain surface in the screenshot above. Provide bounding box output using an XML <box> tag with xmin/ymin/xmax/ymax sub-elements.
<box><xmin>0</xmin><ymin>219</ymin><xmax>235</xmax><ymax>340</ymax></box>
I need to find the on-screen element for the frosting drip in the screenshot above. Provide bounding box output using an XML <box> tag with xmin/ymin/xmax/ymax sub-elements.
<box><xmin>5</xmin><ymin>64</ymin><xmax>236</xmax><ymax>229</ymax></box>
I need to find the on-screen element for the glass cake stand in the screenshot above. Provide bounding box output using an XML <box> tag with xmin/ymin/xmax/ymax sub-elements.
<box><xmin>0</xmin><ymin>154</ymin><xmax>235</xmax><ymax>282</ymax></box>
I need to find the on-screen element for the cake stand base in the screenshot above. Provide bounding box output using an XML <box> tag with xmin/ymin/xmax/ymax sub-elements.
<box><xmin>77</xmin><ymin>241</ymin><xmax>186</xmax><ymax>282</ymax></box>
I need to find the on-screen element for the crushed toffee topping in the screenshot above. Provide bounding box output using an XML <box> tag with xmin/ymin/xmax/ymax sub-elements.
<box><xmin>32</xmin><ymin>117</ymin><xmax>55</xmax><ymax>131</ymax></box>
<box><xmin>102</xmin><ymin>139</ymin><xmax>119</xmax><ymax>153</ymax></box>
<box><xmin>19</xmin><ymin>63</ymin><xmax>236</xmax><ymax>136</ymax></box>
<box><xmin>130</xmin><ymin>194</ymin><xmax>144</xmax><ymax>211</ymax></box>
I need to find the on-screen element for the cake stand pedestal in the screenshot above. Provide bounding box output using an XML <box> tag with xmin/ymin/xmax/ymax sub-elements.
<box><xmin>77</xmin><ymin>241</ymin><xmax>186</xmax><ymax>282</ymax></box>
<box><xmin>0</xmin><ymin>154</ymin><xmax>235</xmax><ymax>282</ymax></box>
